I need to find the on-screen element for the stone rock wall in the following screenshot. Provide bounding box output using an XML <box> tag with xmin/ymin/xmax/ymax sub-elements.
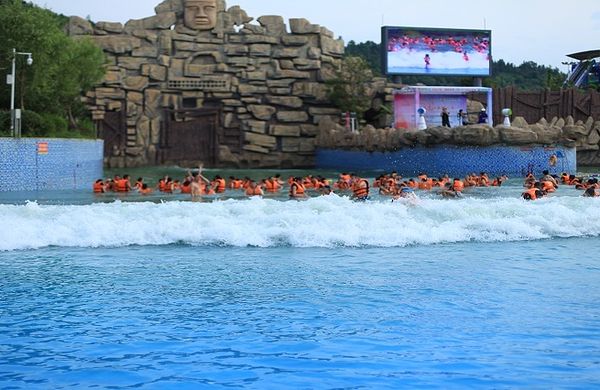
<box><xmin>71</xmin><ymin>0</ymin><xmax>344</xmax><ymax>168</ymax></box>
<box><xmin>316</xmin><ymin>115</ymin><xmax>600</xmax><ymax>162</ymax></box>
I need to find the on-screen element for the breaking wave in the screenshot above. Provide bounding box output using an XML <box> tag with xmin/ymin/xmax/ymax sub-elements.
<box><xmin>2</xmin><ymin>194</ymin><xmax>600</xmax><ymax>251</ymax></box>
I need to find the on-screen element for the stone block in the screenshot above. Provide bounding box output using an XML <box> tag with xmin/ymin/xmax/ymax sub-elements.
<box><xmin>96</xmin><ymin>21</ymin><xmax>124</xmax><ymax>34</ymax></box>
<box><xmin>292</xmin><ymin>82</ymin><xmax>328</xmax><ymax>101</ymax></box>
<box><xmin>282</xmin><ymin>35</ymin><xmax>309</xmax><ymax>46</ymax></box>
<box><xmin>95</xmin><ymin>87</ymin><xmax>125</xmax><ymax>100</ymax></box>
<box><xmin>301</xmin><ymin>124</ymin><xmax>319</xmax><ymax>136</ymax></box>
<box><xmin>267</xmin><ymin>96</ymin><xmax>303</xmax><ymax>108</ymax></box>
<box><xmin>118</xmin><ymin>57</ymin><xmax>149</xmax><ymax>71</ymax></box>
<box><xmin>249</xmin><ymin>44</ymin><xmax>272</xmax><ymax>57</ymax></box>
<box><xmin>308</xmin><ymin>107</ymin><xmax>340</xmax><ymax>115</ymax></box>
<box><xmin>132</xmin><ymin>29</ymin><xmax>158</xmax><ymax>44</ymax></box>
<box><xmin>248</xmin><ymin>105</ymin><xmax>276</xmax><ymax>120</ymax></box>
<box><xmin>243</xmin><ymin>144</ymin><xmax>270</xmax><ymax>154</ymax></box>
<box><xmin>289</xmin><ymin>18</ymin><xmax>321</xmax><ymax>34</ymax></box>
<box><xmin>225</xmin><ymin>45</ymin><xmax>249</xmax><ymax>55</ymax></box>
<box><xmin>245</xmin><ymin>132</ymin><xmax>277</xmax><ymax>148</ymax></box>
<box><xmin>257</xmin><ymin>15</ymin><xmax>287</xmax><ymax>35</ymax></box>
<box><xmin>244</xmin><ymin>35</ymin><xmax>279</xmax><ymax>44</ymax></box>
<box><xmin>270</xmin><ymin>125</ymin><xmax>301</xmax><ymax>137</ymax></box>
<box><xmin>226</xmin><ymin>57</ymin><xmax>251</xmax><ymax>67</ymax></box>
<box><xmin>141</xmin><ymin>64</ymin><xmax>167</xmax><ymax>81</ymax></box>
<box><xmin>239</xmin><ymin>84</ymin><xmax>269</xmax><ymax>95</ymax></box>
<box><xmin>279</xmin><ymin>60</ymin><xmax>295</xmax><ymax>70</ymax></box>
<box><xmin>123</xmin><ymin>76</ymin><xmax>149</xmax><ymax>91</ymax></box>
<box><xmin>273</xmin><ymin>48</ymin><xmax>303</xmax><ymax>58</ymax></box>
<box><xmin>246</xmin><ymin>70</ymin><xmax>267</xmax><ymax>81</ymax></box>
<box><xmin>127</xmin><ymin>92</ymin><xmax>144</xmax><ymax>105</ymax></box>
<box><xmin>132</xmin><ymin>46</ymin><xmax>159</xmax><ymax>58</ymax></box>
<box><xmin>320</xmin><ymin>35</ymin><xmax>344</xmax><ymax>56</ymax></box>
<box><xmin>68</xmin><ymin>16</ymin><xmax>93</xmax><ymax>35</ymax></box>
<box><xmin>104</xmin><ymin>70</ymin><xmax>122</xmax><ymax>85</ymax></box>
<box><xmin>144</xmin><ymin>89</ymin><xmax>162</xmax><ymax>118</ymax></box>
<box><xmin>223</xmin><ymin>99</ymin><xmax>243</xmax><ymax>107</ymax></box>
<box><xmin>242</xmin><ymin>120</ymin><xmax>268</xmax><ymax>134</ymax></box>
<box><xmin>499</xmin><ymin>127</ymin><xmax>538</xmax><ymax>144</ymax></box>
<box><xmin>281</xmin><ymin>137</ymin><xmax>301</xmax><ymax>152</ymax></box>
<box><xmin>91</xmin><ymin>35</ymin><xmax>142</xmax><ymax>54</ymax></box>
<box><xmin>299</xmin><ymin>139</ymin><xmax>315</xmax><ymax>153</ymax></box>
<box><xmin>168</xmin><ymin>58</ymin><xmax>184</xmax><ymax>78</ymax></box>
<box><xmin>269</xmin><ymin>88</ymin><xmax>292</xmax><ymax>95</ymax></box>
<box><xmin>294</xmin><ymin>59</ymin><xmax>321</xmax><ymax>70</ymax></box>
<box><xmin>277</xmin><ymin>111</ymin><xmax>309</xmax><ymax>122</ymax></box>
<box><xmin>266</xmin><ymin>79</ymin><xmax>295</xmax><ymax>87</ymax></box>
<box><xmin>274</xmin><ymin>70</ymin><xmax>311</xmax><ymax>79</ymax></box>
<box><xmin>307</xmin><ymin>47</ymin><xmax>322</xmax><ymax>59</ymax></box>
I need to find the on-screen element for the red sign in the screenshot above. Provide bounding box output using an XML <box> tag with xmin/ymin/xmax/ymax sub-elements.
<box><xmin>37</xmin><ymin>142</ymin><xmax>48</xmax><ymax>155</ymax></box>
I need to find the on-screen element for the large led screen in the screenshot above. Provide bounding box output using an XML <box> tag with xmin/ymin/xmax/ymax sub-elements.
<box><xmin>382</xmin><ymin>26</ymin><xmax>492</xmax><ymax>76</ymax></box>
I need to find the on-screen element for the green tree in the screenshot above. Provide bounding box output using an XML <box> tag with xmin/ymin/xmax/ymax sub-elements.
<box><xmin>0</xmin><ymin>0</ymin><xmax>105</xmax><ymax>134</ymax></box>
<box><xmin>327</xmin><ymin>56</ymin><xmax>373</xmax><ymax>117</ymax></box>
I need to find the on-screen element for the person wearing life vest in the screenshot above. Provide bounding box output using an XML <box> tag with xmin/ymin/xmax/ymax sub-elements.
<box><xmin>115</xmin><ymin>175</ymin><xmax>131</xmax><ymax>192</ymax></box>
<box><xmin>139</xmin><ymin>183</ymin><xmax>153</xmax><ymax>195</ymax></box>
<box><xmin>213</xmin><ymin>176</ymin><xmax>227</xmax><ymax>193</ymax></box>
<box><xmin>265</xmin><ymin>176</ymin><xmax>282</xmax><ymax>193</ymax></box>
<box><xmin>289</xmin><ymin>177</ymin><xmax>307</xmax><ymax>199</ymax></box>
<box><xmin>540</xmin><ymin>170</ymin><xmax>559</xmax><ymax>189</ymax></box>
<box><xmin>134</xmin><ymin>177</ymin><xmax>144</xmax><ymax>191</ymax></box>
<box><xmin>440</xmin><ymin>182</ymin><xmax>460</xmax><ymax>198</ymax></box>
<box><xmin>245</xmin><ymin>180</ymin><xmax>263</xmax><ymax>196</ymax></box>
<box><xmin>452</xmin><ymin>178</ymin><xmax>465</xmax><ymax>193</ymax></box>
<box><xmin>522</xmin><ymin>182</ymin><xmax>545</xmax><ymax>200</ymax></box>
<box><xmin>93</xmin><ymin>179</ymin><xmax>105</xmax><ymax>193</ymax></box>
<box><xmin>541</xmin><ymin>180</ymin><xmax>556</xmax><ymax>193</ymax></box>
<box><xmin>351</xmin><ymin>174</ymin><xmax>369</xmax><ymax>201</ymax></box>
<box><xmin>180</xmin><ymin>180</ymin><xmax>192</xmax><ymax>194</ymax></box>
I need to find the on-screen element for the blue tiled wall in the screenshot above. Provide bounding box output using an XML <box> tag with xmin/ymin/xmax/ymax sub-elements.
<box><xmin>0</xmin><ymin>138</ymin><xmax>104</xmax><ymax>192</ymax></box>
<box><xmin>316</xmin><ymin>145</ymin><xmax>577</xmax><ymax>177</ymax></box>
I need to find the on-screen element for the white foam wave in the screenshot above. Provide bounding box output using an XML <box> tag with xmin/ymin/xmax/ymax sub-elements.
<box><xmin>1</xmin><ymin>195</ymin><xmax>600</xmax><ymax>251</ymax></box>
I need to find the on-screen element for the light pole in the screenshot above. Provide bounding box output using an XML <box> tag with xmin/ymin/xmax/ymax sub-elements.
<box><xmin>8</xmin><ymin>48</ymin><xmax>33</xmax><ymax>137</ymax></box>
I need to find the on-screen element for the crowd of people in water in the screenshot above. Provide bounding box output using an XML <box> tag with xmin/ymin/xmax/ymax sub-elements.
<box><xmin>93</xmin><ymin>167</ymin><xmax>600</xmax><ymax>201</ymax></box>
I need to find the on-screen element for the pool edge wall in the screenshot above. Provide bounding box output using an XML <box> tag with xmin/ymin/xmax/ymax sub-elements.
<box><xmin>316</xmin><ymin>145</ymin><xmax>577</xmax><ymax>177</ymax></box>
<box><xmin>0</xmin><ymin>138</ymin><xmax>104</xmax><ymax>192</ymax></box>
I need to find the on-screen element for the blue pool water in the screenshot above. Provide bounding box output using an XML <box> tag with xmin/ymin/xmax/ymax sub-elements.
<box><xmin>1</xmin><ymin>174</ymin><xmax>600</xmax><ymax>388</ymax></box>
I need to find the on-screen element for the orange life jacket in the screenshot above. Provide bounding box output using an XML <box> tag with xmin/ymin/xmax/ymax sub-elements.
<box><xmin>245</xmin><ymin>186</ymin><xmax>263</xmax><ymax>196</ymax></box>
<box><xmin>140</xmin><ymin>187</ymin><xmax>153</xmax><ymax>195</ymax></box>
<box><xmin>289</xmin><ymin>182</ymin><xmax>306</xmax><ymax>197</ymax></box>
<box><xmin>542</xmin><ymin>181</ymin><xmax>556</xmax><ymax>192</ymax></box>
<box><xmin>180</xmin><ymin>183</ymin><xmax>192</xmax><ymax>194</ymax></box>
<box><xmin>523</xmin><ymin>188</ymin><xmax>538</xmax><ymax>200</ymax></box>
<box><xmin>115</xmin><ymin>179</ymin><xmax>129</xmax><ymax>192</ymax></box>
<box><xmin>215</xmin><ymin>179</ymin><xmax>226</xmax><ymax>193</ymax></box>
<box><xmin>93</xmin><ymin>182</ymin><xmax>104</xmax><ymax>193</ymax></box>
<box><xmin>453</xmin><ymin>180</ymin><xmax>465</xmax><ymax>192</ymax></box>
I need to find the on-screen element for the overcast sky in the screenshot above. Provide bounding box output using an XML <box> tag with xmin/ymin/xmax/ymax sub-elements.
<box><xmin>30</xmin><ymin>0</ymin><xmax>600</xmax><ymax>70</ymax></box>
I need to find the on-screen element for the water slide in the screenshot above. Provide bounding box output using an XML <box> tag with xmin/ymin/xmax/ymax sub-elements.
<box><xmin>565</xmin><ymin>49</ymin><xmax>600</xmax><ymax>87</ymax></box>
<box><xmin>566</xmin><ymin>61</ymin><xmax>591</xmax><ymax>87</ymax></box>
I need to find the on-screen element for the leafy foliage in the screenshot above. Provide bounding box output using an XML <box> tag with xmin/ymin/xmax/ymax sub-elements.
<box><xmin>0</xmin><ymin>0</ymin><xmax>105</xmax><ymax>136</ymax></box>
<box><xmin>327</xmin><ymin>56</ymin><xmax>374</xmax><ymax>117</ymax></box>
<box><xmin>345</xmin><ymin>40</ymin><xmax>566</xmax><ymax>90</ymax></box>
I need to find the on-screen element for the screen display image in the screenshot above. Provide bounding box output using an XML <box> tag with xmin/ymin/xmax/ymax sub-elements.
<box><xmin>383</xmin><ymin>27</ymin><xmax>492</xmax><ymax>76</ymax></box>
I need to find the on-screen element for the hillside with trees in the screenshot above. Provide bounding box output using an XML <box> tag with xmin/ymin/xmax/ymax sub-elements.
<box><xmin>0</xmin><ymin>0</ymin><xmax>105</xmax><ymax>137</ymax></box>
<box><xmin>345</xmin><ymin>40</ymin><xmax>565</xmax><ymax>90</ymax></box>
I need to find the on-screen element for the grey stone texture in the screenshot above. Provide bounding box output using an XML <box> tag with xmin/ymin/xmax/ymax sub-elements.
<box><xmin>73</xmin><ymin>0</ymin><xmax>343</xmax><ymax>168</ymax></box>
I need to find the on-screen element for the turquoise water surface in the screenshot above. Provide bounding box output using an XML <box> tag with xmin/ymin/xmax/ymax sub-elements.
<box><xmin>1</xmin><ymin>170</ymin><xmax>600</xmax><ymax>388</ymax></box>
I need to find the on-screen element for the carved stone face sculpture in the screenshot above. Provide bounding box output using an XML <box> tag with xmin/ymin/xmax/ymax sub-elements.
<box><xmin>184</xmin><ymin>0</ymin><xmax>218</xmax><ymax>30</ymax></box>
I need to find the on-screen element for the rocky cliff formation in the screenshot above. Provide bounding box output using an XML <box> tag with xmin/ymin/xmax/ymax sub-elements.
<box><xmin>70</xmin><ymin>0</ymin><xmax>344</xmax><ymax>168</ymax></box>
<box><xmin>316</xmin><ymin>115</ymin><xmax>600</xmax><ymax>161</ymax></box>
